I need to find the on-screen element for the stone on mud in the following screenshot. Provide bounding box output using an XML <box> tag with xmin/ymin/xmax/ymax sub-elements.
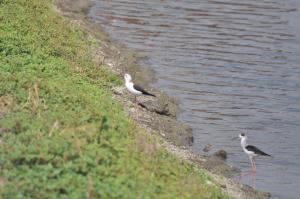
<box><xmin>139</xmin><ymin>100</ymin><xmax>176</xmax><ymax>117</ymax></box>
<box><xmin>214</xmin><ymin>149</ymin><xmax>227</xmax><ymax>160</ymax></box>
<box><xmin>156</xmin><ymin>117</ymin><xmax>193</xmax><ymax>146</ymax></box>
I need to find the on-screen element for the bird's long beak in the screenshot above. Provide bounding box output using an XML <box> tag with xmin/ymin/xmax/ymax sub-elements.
<box><xmin>231</xmin><ymin>136</ymin><xmax>238</xmax><ymax>140</ymax></box>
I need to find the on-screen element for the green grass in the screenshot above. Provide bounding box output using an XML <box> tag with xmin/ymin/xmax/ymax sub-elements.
<box><xmin>0</xmin><ymin>0</ymin><xmax>229</xmax><ymax>198</ymax></box>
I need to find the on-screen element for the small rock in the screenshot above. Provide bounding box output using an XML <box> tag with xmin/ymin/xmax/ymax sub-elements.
<box><xmin>214</xmin><ymin>149</ymin><xmax>227</xmax><ymax>160</ymax></box>
<box><xmin>129</xmin><ymin>107</ymin><xmax>135</xmax><ymax>113</ymax></box>
<box><xmin>220</xmin><ymin>183</ymin><xmax>227</xmax><ymax>188</ymax></box>
<box><xmin>139</xmin><ymin>100</ymin><xmax>174</xmax><ymax>116</ymax></box>
<box><xmin>158</xmin><ymin>117</ymin><xmax>194</xmax><ymax>146</ymax></box>
<box><xmin>107</xmin><ymin>62</ymin><xmax>114</xmax><ymax>67</ymax></box>
<box><xmin>203</xmin><ymin>143</ymin><xmax>212</xmax><ymax>153</ymax></box>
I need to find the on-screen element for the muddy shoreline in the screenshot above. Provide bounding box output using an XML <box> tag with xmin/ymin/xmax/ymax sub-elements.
<box><xmin>54</xmin><ymin>0</ymin><xmax>271</xmax><ymax>198</ymax></box>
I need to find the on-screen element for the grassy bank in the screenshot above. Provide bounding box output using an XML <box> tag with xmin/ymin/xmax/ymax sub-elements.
<box><xmin>0</xmin><ymin>0</ymin><xmax>229</xmax><ymax>198</ymax></box>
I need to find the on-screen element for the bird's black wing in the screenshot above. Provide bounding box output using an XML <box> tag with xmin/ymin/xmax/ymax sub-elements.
<box><xmin>245</xmin><ymin>145</ymin><xmax>271</xmax><ymax>156</ymax></box>
<box><xmin>133</xmin><ymin>84</ymin><xmax>155</xmax><ymax>97</ymax></box>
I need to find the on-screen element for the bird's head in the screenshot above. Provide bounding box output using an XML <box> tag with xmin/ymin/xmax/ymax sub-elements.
<box><xmin>232</xmin><ymin>133</ymin><xmax>246</xmax><ymax>141</ymax></box>
<box><xmin>238</xmin><ymin>133</ymin><xmax>246</xmax><ymax>140</ymax></box>
<box><xmin>124</xmin><ymin>73</ymin><xmax>132</xmax><ymax>82</ymax></box>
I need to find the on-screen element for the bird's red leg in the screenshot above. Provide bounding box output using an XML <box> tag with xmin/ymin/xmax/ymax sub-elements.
<box><xmin>252</xmin><ymin>171</ymin><xmax>256</xmax><ymax>189</ymax></box>
<box><xmin>250</xmin><ymin>157</ymin><xmax>257</xmax><ymax>174</ymax></box>
<box><xmin>239</xmin><ymin>170</ymin><xmax>253</xmax><ymax>181</ymax></box>
<box><xmin>253</xmin><ymin>157</ymin><xmax>256</xmax><ymax>172</ymax></box>
<box><xmin>240</xmin><ymin>158</ymin><xmax>255</xmax><ymax>180</ymax></box>
<box><xmin>239</xmin><ymin>158</ymin><xmax>254</xmax><ymax>181</ymax></box>
<box><xmin>251</xmin><ymin>157</ymin><xmax>257</xmax><ymax>188</ymax></box>
<box><xmin>239</xmin><ymin>171</ymin><xmax>252</xmax><ymax>180</ymax></box>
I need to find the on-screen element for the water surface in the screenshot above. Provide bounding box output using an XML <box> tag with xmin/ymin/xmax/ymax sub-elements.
<box><xmin>89</xmin><ymin>1</ymin><xmax>300</xmax><ymax>198</ymax></box>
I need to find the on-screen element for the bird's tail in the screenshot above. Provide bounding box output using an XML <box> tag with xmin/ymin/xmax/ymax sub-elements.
<box><xmin>262</xmin><ymin>152</ymin><xmax>272</xmax><ymax>157</ymax></box>
<box><xmin>143</xmin><ymin>91</ymin><xmax>156</xmax><ymax>97</ymax></box>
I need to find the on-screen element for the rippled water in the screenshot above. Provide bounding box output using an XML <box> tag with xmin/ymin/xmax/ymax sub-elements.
<box><xmin>89</xmin><ymin>1</ymin><xmax>300</xmax><ymax>198</ymax></box>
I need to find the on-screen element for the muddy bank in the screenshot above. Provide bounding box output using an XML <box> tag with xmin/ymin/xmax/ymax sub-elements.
<box><xmin>54</xmin><ymin>0</ymin><xmax>271</xmax><ymax>198</ymax></box>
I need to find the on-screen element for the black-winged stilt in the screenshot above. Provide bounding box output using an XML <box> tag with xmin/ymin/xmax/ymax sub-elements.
<box><xmin>124</xmin><ymin>73</ymin><xmax>155</xmax><ymax>102</ymax></box>
<box><xmin>235</xmin><ymin>133</ymin><xmax>271</xmax><ymax>175</ymax></box>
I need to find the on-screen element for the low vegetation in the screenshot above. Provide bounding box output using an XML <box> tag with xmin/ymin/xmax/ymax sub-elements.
<box><xmin>0</xmin><ymin>0</ymin><xmax>229</xmax><ymax>198</ymax></box>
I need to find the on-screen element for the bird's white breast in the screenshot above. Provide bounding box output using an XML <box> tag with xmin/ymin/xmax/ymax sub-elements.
<box><xmin>243</xmin><ymin>147</ymin><xmax>257</xmax><ymax>157</ymax></box>
<box><xmin>126</xmin><ymin>82</ymin><xmax>142</xmax><ymax>96</ymax></box>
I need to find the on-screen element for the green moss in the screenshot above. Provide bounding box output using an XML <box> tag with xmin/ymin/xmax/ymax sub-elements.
<box><xmin>0</xmin><ymin>0</ymin><xmax>229</xmax><ymax>198</ymax></box>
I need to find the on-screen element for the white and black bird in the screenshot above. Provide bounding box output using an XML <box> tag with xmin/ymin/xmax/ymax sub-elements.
<box><xmin>236</xmin><ymin>133</ymin><xmax>271</xmax><ymax>173</ymax></box>
<box><xmin>124</xmin><ymin>73</ymin><xmax>155</xmax><ymax>102</ymax></box>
